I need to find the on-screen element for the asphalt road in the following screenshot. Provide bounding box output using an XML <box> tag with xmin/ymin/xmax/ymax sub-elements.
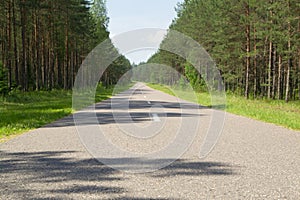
<box><xmin>1</xmin><ymin>83</ymin><xmax>300</xmax><ymax>199</ymax></box>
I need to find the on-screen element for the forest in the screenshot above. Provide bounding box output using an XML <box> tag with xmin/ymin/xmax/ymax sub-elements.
<box><xmin>0</xmin><ymin>0</ymin><xmax>131</xmax><ymax>95</ymax></box>
<box><xmin>140</xmin><ymin>0</ymin><xmax>300</xmax><ymax>102</ymax></box>
<box><xmin>1</xmin><ymin>0</ymin><xmax>300</xmax><ymax>103</ymax></box>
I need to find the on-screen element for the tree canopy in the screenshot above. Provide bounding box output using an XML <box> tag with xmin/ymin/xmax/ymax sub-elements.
<box><xmin>146</xmin><ymin>0</ymin><xmax>300</xmax><ymax>101</ymax></box>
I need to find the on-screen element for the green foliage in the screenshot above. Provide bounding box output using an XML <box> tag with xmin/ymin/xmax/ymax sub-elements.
<box><xmin>147</xmin><ymin>0</ymin><xmax>300</xmax><ymax>101</ymax></box>
<box><xmin>184</xmin><ymin>64</ymin><xmax>197</xmax><ymax>88</ymax></box>
<box><xmin>178</xmin><ymin>76</ymin><xmax>186</xmax><ymax>90</ymax></box>
<box><xmin>102</xmin><ymin>55</ymin><xmax>132</xmax><ymax>87</ymax></box>
<box><xmin>90</xmin><ymin>0</ymin><xmax>110</xmax><ymax>43</ymax></box>
<box><xmin>90</xmin><ymin>0</ymin><xmax>109</xmax><ymax>27</ymax></box>
<box><xmin>184</xmin><ymin>63</ymin><xmax>206</xmax><ymax>92</ymax></box>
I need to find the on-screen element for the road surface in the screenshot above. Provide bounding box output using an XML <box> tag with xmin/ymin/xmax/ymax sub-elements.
<box><xmin>1</xmin><ymin>83</ymin><xmax>300</xmax><ymax>199</ymax></box>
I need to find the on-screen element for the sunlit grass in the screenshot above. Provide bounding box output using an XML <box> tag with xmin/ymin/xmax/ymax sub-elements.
<box><xmin>226</xmin><ymin>96</ymin><xmax>300</xmax><ymax>130</ymax></box>
<box><xmin>0</xmin><ymin>90</ymin><xmax>74</xmax><ymax>140</ymax></box>
<box><xmin>147</xmin><ymin>83</ymin><xmax>300</xmax><ymax>131</ymax></box>
<box><xmin>0</xmin><ymin>83</ymin><xmax>133</xmax><ymax>141</ymax></box>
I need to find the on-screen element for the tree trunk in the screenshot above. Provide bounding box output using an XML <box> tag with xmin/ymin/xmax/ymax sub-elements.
<box><xmin>268</xmin><ymin>41</ymin><xmax>272</xmax><ymax>99</ymax></box>
<box><xmin>285</xmin><ymin>21</ymin><xmax>291</xmax><ymax>103</ymax></box>
<box><xmin>277</xmin><ymin>55</ymin><xmax>282</xmax><ymax>100</ymax></box>
<box><xmin>272</xmin><ymin>47</ymin><xmax>276</xmax><ymax>99</ymax></box>
<box><xmin>20</xmin><ymin>0</ymin><xmax>28</xmax><ymax>91</ymax></box>
<box><xmin>33</xmin><ymin>8</ymin><xmax>39</xmax><ymax>90</ymax></box>
<box><xmin>64</xmin><ymin>16</ymin><xmax>69</xmax><ymax>90</ymax></box>
<box><xmin>244</xmin><ymin>2</ymin><xmax>250</xmax><ymax>99</ymax></box>
<box><xmin>12</xmin><ymin>0</ymin><xmax>19</xmax><ymax>86</ymax></box>
<box><xmin>253</xmin><ymin>24</ymin><xmax>257</xmax><ymax>98</ymax></box>
<box><xmin>6</xmin><ymin>0</ymin><xmax>12</xmax><ymax>89</ymax></box>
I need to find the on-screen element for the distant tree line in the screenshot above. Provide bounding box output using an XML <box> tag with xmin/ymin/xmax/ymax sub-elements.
<box><xmin>132</xmin><ymin>62</ymin><xmax>181</xmax><ymax>85</ymax></box>
<box><xmin>0</xmin><ymin>0</ymin><xmax>131</xmax><ymax>95</ymax></box>
<box><xmin>146</xmin><ymin>0</ymin><xmax>300</xmax><ymax>102</ymax></box>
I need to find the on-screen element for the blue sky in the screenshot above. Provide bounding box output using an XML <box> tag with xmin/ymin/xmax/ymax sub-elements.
<box><xmin>106</xmin><ymin>0</ymin><xmax>183</xmax><ymax>64</ymax></box>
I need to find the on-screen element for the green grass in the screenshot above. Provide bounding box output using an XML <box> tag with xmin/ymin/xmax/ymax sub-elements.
<box><xmin>147</xmin><ymin>83</ymin><xmax>212</xmax><ymax>106</ymax></box>
<box><xmin>226</xmin><ymin>96</ymin><xmax>300</xmax><ymax>130</ymax></box>
<box><xmin>0</xmin><ymin>83</ymin><xmax>132</xmax><ymax>142</ymax></box>
<box><xmin>147</xmin><ymin>83</ymin><xmax>300</xmax><ymax>131</ymax></box>
<box><xmin>0</xmin><ymin>90</ymin><xmax>74</xmax><ymax>141</ymax></box>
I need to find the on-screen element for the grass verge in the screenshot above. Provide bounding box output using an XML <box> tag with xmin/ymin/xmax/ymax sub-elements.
<box><xmin>0</xmin><ymin>83</ymin><xmax>132</xmax><ymax>142</ymax></box>
<box><xmin>147</xmin><ymin>83</ymin><xmax>300</xmax><ymax>131</ymax></box>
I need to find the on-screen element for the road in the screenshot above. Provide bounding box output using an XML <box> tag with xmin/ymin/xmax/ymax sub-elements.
<box><xmin>1</xmin><ymin>83</ymin><xmax>300</xmax><ymax>199</ymax></box>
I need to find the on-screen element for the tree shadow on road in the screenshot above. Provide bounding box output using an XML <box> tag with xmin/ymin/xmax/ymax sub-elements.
<box><xmin>0</xmin><ymin>151</ymin><xmax>124</xmax><ymax>199</ymax></box>
<box><xmin>44</xmin><ymin>99</ymin><xmax>207</xmax><ymax>128</ymax></box>
<box><xmin>0</xmin><ymin>151</ymin><xmax>238</xmax><ymax>199</ymax></box>
<box><xmin>97</xmin><ymin>157</ymin><xmax>238</xmax><ymax>177</ymax></box>
<box><xmin>152</xmin><ymin>160</ymin><xmax>238</xmax><ymax>177</ymax></box>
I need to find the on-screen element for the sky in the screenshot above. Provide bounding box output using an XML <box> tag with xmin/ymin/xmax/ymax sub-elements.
<box><xmin>106</xmin><ymin>0</ymin><xmax>183</xmax><ymax>64</ymax></box>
